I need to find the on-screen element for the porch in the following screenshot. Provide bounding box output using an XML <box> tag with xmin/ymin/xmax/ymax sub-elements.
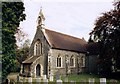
<box><xmin>20</xmin><ymin>56</ymin><xmax>43</xmax><ymax>77</ymax></box>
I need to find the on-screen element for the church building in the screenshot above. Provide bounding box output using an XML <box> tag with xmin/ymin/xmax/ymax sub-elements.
<box><xmin>20</xmin><ymin>9</ymin><xmax>87</xmax><ymax>78</ymax></box>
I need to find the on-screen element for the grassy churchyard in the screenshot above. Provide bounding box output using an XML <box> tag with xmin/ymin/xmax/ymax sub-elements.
<box><xmin>7</xmin><ymin>73</ymin><xmax>120</xmax><ymax>84</ymax></box>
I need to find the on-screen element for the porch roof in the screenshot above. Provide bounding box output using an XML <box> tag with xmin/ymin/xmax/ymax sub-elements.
<box><xmin>22</xmin><ymin>56</ymin><xmax>39</xmax><ymax>64</ymax></box>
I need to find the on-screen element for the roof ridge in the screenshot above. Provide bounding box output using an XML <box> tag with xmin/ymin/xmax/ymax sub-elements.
<box><xmin>42</xmin><ymin>27</ymin><xmax>87</xmax><ymax>52</ymax></box>
<box><xmin>44</xmin><ymin>28</ymin><xmax>86</xmax><ymax>42</ymax></box>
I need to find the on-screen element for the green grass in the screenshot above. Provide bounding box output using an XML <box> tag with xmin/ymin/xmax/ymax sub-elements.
<box><xmin>7</xmin><ymin>73</ymin><xmax>120</xmax><ymax>84</ymax></box>
<box><xmin>61</xmin><ymin>74</ymin><xmax>120</xmax><ymax>84</ymax></box>
<box><xmin>61</xmin><ymin>74</ymin><xmax>100</xmax><ymax>82</ymax></box>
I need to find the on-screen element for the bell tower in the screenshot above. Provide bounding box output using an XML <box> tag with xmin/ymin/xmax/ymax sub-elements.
<box><xmin>37</xmin><ymin>7</ymin><xmax>45</xmax><ymax>28</ymax></box>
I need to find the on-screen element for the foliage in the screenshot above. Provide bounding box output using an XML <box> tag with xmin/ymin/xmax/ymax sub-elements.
<box><xmin>15</xmin><ymin>27</ymin><xmax>28</xmax><ymax>47</ymax></box>
<box><xmin>89</xmin><ymin>1</ymin><xmax>120</xmax><ymax>76</ymax></box>
<box><xmin>2</xmin><ymin>2</ymin><xmax>26</xmax><ymax>81</ymax></box>
<box><xmin>16</xmin><ymin>39</ymin><xmax>30</xmax><ymax>71</ymax></box>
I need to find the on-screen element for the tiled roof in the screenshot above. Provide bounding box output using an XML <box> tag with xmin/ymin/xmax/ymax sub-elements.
<box><xmin>22</xmin><ymin>56</ymin><xmax>39</xmax><ymax>64</ymax></box>
<box><xmin>42</xmin><ymin>28</ymin><xmax>87</xmax><ymax>53</ymax></box>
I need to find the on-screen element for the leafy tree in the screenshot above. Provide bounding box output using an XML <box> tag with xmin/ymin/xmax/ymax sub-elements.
<box><xmin>2</xmin><ymin>2</ymin><xmax>26</xmax><ymax>81</ymax></box>
<box><xmin>16</xmin><ymin>39</ymin><xmax>30</xmax><ymax>64</ymax></box>
<box><xmin>89</xmin><ymin>1</ymin><xmax>120</xmax><ymax>77</ymax></box>
<box><xmin>16</xmin><ymin>39</ymin><xmax>30</xmax><ymax>72</ymax></box>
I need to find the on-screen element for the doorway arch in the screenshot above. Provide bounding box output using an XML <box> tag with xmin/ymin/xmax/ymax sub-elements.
<box><xmin>36</xmin><ymin>64</ymin><xmax>41</xmax><ymax>77</ymax></box>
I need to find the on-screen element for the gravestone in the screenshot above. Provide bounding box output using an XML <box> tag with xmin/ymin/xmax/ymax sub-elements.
<box><xmin>81</xmin><ymin>79</ymin><xmax>86</xmax><ymax>84</ymax></box>
<box><xmin>56</xmin><ymin>80</ymin><xmax>62</xmax><ymax>84</ymax></box>
<box><xmin>56</xmin><ymin>72</ymin><xmax>60</xmax><ymax>80</ymax></box>
<box><xmin>70</xmin><ymin>81</ymin><xmax>76</xmax><ymax>84</ymax></box>
<box><xmin>28</xmin><ymin>77</ymin><xmax>32</xmax><ymax>84</ymax></box>
<box><xmin>64</xmin><ymin>77</ymin><xmax>68</xmax><ymax>82</ymax></box>
<box><xmin>89</xmin><ymin>78</ymin><xmax>95</xmax><ymax>84</ymax></box>
<box><xmin>49</xmin><ymin>75</ymin><xmax>53</xmax><ymax>81</ymax></box>
<box><xmin>109</xmin><ymin>79</ymin><xmax>118</xmax><ymax>84</ymax></box>
<box><xmin>100</xmin><ymin>78</ymin><xmax>106</xmax><ymax>84</ymax></box>
<box><xmin>43</xmin><ymin>75</ymin><xmax>47</xmax><ymax>79</ymax></box>
<box><xmin>36</xmin><ymin>78</ymin><xmax>41</xmax><ymax>84</ymax></box>
<box><xmin>23</xmin><ymin>77</ymin><xmax>26</xmax><ymax>82</ymax></box>
<box><xmin>19</xmin><ymin>80</ymin><xmax>23</xmax><ymax>84</ymax></box>
<box><xmin>43</xmin><ymin>79</ymin><xmax>48</xmax><ymax>84</ymax></box>
<box><xmin>19</xmin><ymin>77</ymin><xmax>23</xmax><ymax>84</ymax></box>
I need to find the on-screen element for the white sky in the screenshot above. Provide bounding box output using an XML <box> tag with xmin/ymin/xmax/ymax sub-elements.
<box><xmin>20</xmin><ymin>0</ymin><xmax>114</xmax><ymax>43</ymax></box>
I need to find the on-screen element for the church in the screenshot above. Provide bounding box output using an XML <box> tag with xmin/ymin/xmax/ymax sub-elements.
<box><xmin>20</xmin><ymin>9</ymin><xmax>96</xmax><ymax>78</ymax></box>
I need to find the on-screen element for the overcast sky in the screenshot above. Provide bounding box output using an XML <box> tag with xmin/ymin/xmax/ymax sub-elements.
<box><xmin>20</xmin><ymin>0</ymin><xmax>113</xmax><ymax>43</ymax></box>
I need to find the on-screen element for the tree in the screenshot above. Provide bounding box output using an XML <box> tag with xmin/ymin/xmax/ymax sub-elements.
<box><xmin>16</xmin><ymin>39</ymin><xmax>30</xmax><ymax>72</ymax></box>
<box><xmin>89</xmin><ymin>1</ymin><xmax>120</xmax><ymax>77</ymax></box>
<box><xmin>16</xmin><ymin>39</ymin><xmax>30</xmax><ymax>64</ymax></box>
<box><xmin>2</xmin><ymin>2</ymin><xmax>26</xmax><ymax>81</ymax></box>
<box><xmin>15</xmin><ymin>27</ymin><xmax>28</xmax><ymax>48</ymax></box>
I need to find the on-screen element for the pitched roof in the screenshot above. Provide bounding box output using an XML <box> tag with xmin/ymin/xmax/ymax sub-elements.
<box><xmin>22</xmin><ymin>56</ymin><xmax>39</xmax><ymax>64</ymax></box>
<box><xmin>42</xmin><ymin>28</ymin><xmax>87</xmax><ymax>53</ymax></box>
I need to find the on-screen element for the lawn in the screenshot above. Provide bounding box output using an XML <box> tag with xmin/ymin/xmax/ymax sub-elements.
<box><xmin>61</xmin><ymin>73</ymin><xmax>99</xmax><ymax>82</ymax></box>
<box><xmin>61</xmin><ymin>74</ymin><xmax>120</xmax><ymax>84</ymax></box>
<box><xmin>7</xmin><ymin>73</ymin><xmax>120</xmax><ymax>84</ymax></box>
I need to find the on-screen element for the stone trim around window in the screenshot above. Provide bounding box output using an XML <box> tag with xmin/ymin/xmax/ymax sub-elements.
<box><xmin>70</xmin><ymin>56</ymin><xmax>75</xmax><ymax>67</ymax></box>
<box><xmin>81</xmin><ymin>56</ymin><xmax>85</xmax><ymax>67</ymax></box>
<box><xmin>56</xmin><ymin>55</ymin><xmax>62</xmax><ymax>68</ymax></box>
<box><xmin>34</xmin><ymin>40</ymin><xmax>42</xmax><ymax>56</ymax></box>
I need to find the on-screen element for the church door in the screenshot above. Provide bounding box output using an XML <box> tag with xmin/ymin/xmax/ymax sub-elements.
<box><xmin>36</xmin><ymin>64</ymin><xmax>41</xmax><ymax>77</ymax></box>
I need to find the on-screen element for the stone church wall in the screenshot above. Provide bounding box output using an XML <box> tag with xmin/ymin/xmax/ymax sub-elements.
<box><xmin>29</xmin><ymin>27</ymin><xmax>50</xmax><ymax>76</ymax></box>
<box><xmin>30</xmin><ymin>56</ymin><xmax>44</xmax><ymax>77</ymax></box>
<box><xmin>48</xmin><ymin>49</ymin><xmax>86</xmax><ymax>76</ymax></box>
<box><xmin>26</xmin><ymin>27</ymin><xmax>86</xmax><ymax>77</ymax></box>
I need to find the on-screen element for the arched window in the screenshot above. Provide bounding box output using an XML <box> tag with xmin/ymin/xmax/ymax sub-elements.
<box><xmin>70</xmin><ymin>56</ymin><xmax>75</xmax><ymax>67</ymax></box>
<box><xmin>57</xmin><ymin>55</ymin><xmax>62</xmax><ymax>67</ymax></box>
<box><xmin>81</xmin><ymin>56</ymin><xmax>85</xmax><ymax>67</ymax></box>
<box><xmin>34</xmin><ymin>40</ymin><xmax>42</xmax><ymax>55</ymax></box>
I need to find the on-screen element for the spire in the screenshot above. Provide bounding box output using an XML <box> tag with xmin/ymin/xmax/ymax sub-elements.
<box><xmin>37</xmin><ymin>7</ymin><xmax>45</xmax><ymax>27</ymax></box>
